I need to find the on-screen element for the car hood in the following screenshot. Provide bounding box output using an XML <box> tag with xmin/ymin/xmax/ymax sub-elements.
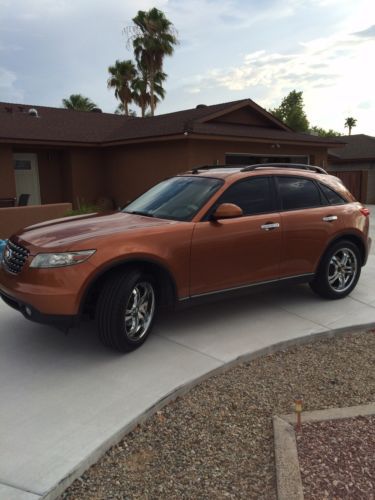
<box><xmin>16</xmin><ymin>211</ymin><xmax>177</xmax><ymax>251</ymax></box>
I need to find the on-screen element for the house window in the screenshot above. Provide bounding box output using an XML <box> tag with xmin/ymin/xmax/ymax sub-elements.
<box><xmin>14</xmin><ymin>160</ymin><xmax>32</xmax><ymax>170</ymax></box>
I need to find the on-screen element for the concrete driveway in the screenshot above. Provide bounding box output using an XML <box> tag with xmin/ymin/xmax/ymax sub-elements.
<box><xmin>1</xmin><ymin>213</ymin><xmax>374</xmax><ymax>500</ymax></box>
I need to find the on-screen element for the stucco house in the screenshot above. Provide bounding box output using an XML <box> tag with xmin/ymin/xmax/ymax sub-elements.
<box><xmin>0</xmin><ymin>98</ymin><xmax>344</xmax><ymax>209</ymax></box>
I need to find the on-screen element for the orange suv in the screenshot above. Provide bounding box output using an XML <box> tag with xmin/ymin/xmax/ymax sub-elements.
<box><xmin>0</xmin><ymin>164</ymin><xmax>371</xmax><ymax>352</ymax></box>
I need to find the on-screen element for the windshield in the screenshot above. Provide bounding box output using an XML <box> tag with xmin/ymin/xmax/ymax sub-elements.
<box><xmin>123</xmin><ymin>176</ymin><xmax>223</xmax><ymax>221</ymax></box>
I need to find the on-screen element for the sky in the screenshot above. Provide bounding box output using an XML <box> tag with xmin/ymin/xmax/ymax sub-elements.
<box><xmin>0</xmin><ymin>0</ymin><xmax>374</xmax><ymax>134</ymax></box>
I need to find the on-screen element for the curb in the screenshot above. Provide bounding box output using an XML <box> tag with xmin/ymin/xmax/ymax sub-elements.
<box><xmin>42</xmin><ymin>321</ymin><xmax>375</xmax><ymax>500</ymax></box>
<box><xmin>274</xmin><ymin>402</ymin><xmax>375</xmax><ymax>499</ymax></box>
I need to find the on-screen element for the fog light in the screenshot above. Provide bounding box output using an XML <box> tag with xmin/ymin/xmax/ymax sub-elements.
<box><xmin>25</xmin><ymin>306</ymin><xmax>32</xmax><ymax>317</ymax></box>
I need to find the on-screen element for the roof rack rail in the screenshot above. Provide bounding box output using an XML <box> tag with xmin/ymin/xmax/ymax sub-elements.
<box><xmin>191</xmin><ymin>164</ymin><xmax>241</xmax><ymax>174</ymax></box>
<box><xmin>240</xmin><ymin>163</ymin><xmax>328</xmax><ymax>174</ymax></box>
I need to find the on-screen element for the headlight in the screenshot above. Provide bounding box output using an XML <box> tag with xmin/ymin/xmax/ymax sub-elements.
<box><xmin>30</xmin><ymin>250</ymin><xmax>96</xmax><ymax>268</ymax></box>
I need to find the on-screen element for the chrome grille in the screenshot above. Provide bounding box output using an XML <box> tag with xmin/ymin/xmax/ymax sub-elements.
<box><xmin>2</xmin><ymin>240</ymin><xmax>30</xmax><ymax>274</ymax></box>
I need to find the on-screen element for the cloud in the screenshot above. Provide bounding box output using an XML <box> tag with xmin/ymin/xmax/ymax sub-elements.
<box><xmin>353</xmin><ymin>24</ymin><xmax>375</xmax><ymax>38</ymax></box>
<box><xmin>0</xmin><ymin>66</ymin><xmax>23</xmax><ymax>101</ymax></box>
<box><xmin>182</xmin><ymin>26</ymin><xmax>374</xmax><ymax>101</ymax></box>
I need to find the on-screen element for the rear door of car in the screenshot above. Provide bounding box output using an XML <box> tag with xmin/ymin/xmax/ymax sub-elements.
<box><xmin>276</xmin><ymin>175</ymin><xmax>345</xmax><ymax>277</ymax></box>
<box><xmin>189</xmin><ymin>176</ymin><xmax>282</xmax><ymax>297</ymax></box>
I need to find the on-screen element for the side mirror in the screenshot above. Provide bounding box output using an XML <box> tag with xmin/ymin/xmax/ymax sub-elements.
<box><xmin>212</xmin><ymin>203</ymin><xmax>243</xmax><ymax>220</ymax></box>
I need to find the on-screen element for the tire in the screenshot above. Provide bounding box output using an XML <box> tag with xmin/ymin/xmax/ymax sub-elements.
<box><xmin>309</xmin><ymin>240</ymin><xmax>361</xmax><ymax>300</ymax></box>
<box><xmin>96</xmin><ymin>269</ymin><xmax>157</xmax><ymax>352</ymax></box>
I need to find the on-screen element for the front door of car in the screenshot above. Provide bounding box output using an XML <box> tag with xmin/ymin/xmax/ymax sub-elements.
<box><xmin>190</xmin><ymin>176</ymin><xmax>282</xmax><ymax>297</ymax></box>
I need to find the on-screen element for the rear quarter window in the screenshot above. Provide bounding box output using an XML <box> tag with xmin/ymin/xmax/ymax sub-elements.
<box><xmin>319</xmin><ymin>182</ymin><xmax>347</xmax><ymax>205</ymax></box>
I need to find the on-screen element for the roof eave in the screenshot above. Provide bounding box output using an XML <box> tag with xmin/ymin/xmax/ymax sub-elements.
<box><xmin>0</xmin><ymin>137</ymin><xmax>100</xmax><ymax>147</ymax></box>
<box><xmin>186</xmin><ymin>132</ymin><xmax>345</xmax><ymax>148</ymax></box>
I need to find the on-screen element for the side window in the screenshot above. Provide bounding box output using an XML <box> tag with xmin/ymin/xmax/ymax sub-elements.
<box><xmin>319</xmin><ymin>182</ymin><xmax>347</xmax><ymax>205</ymax></box>
<box><xmin>277</xmin><ymin>176</ymin><xmax>322</xmax><ymax>210</ymax></box>
<box><xmin>215</xmin><ymin>177</ymin><xmax>275</xmax><ymax>216</ymax></box>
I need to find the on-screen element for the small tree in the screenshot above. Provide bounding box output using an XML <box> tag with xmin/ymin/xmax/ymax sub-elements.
<box><xmin>62</xmin><ymin>94</ymin><xmax>97</xmax><ymax>111</ymax></box>
<box><xmin>344</xmin><ymin>117</ymin><xmax>357</xmax><ymax>135</ymax></box>
<box><xmin>269</xmin><ymin>90</ymin><xmax>309</xmax><ymax>132</ymax></box>
<box><xmin>309</xmin><ymin>126</ymin><xmax>342</xmax><ymax>138</ymax></box>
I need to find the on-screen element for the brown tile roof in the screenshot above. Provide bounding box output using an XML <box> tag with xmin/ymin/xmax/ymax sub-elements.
<box><xmin>104</xmin><ymin>100</ymin><xmax>249</xmax><ymax>142</ymax></box>
<box><xmin>0</xmin><ymin>99</ymin><xmax>344</xmax><ymax>148</ymax></box>
<box><xmin>0</xmin><ymin>102</ymin><xmax>129</xmax><ymax>144</ymax></box>
<box><xmin>329</xmin><ymin>134</ymin><xmax>375</xmax><ymax>160</ymax></box>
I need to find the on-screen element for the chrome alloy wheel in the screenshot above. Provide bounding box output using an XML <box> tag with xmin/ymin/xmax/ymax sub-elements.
<box><xmin>328</xmin><ymin>248</ymin><xmax>358</xmax><ymax>293</ymax></box>
<box><xmin>125</xmin><ymin>282</ymin><xmax>155</xmax><ymax>340</ymax></box>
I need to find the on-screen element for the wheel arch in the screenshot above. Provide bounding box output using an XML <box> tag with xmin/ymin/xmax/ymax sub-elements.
<box><xmin>80</xmin><ymin>258</ymin><xmax>178</xmax><ymax>317</ymax></box>
<box><xmin>315</xmin><ymin>232</ymin><xmax>366</xmax><ymax>273</ymax></box>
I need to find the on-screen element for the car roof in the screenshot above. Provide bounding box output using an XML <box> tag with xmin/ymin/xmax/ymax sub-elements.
<box><xmin>181</xmin><ymin>163</ymin><xmax>329</xmax><ymax>181</ymax></box>
<box><xmin>180</xmin><ymin>163</ymin><xmax>353</xmax><ymax>201</ymax></box>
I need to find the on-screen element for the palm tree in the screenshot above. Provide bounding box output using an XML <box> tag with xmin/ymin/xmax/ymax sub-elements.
<box><xmin>344</xmin><ymin>117</ymin><xmax>357</xmax><ymax>135</ymax></box>
<box><xmin>132</xmin><ymin>69</ymin><xmax>166</xmax><ymax>117</ymax></box>
<box><xmin>107</xmin><ymin>60</ymin><xmax>137</xmax><ymax>116</ymax></box>
<box><xmin>62</xmin><ymin>94</ymin><xmax>97</xmax><ymax>111</ymax></box>
<box><xmin>131</xmin><ymin>8</ymin><xmax>178</xmax><ymax>116</ymax></box>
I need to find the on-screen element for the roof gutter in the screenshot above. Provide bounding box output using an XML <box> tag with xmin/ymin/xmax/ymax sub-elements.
<box><xmin>0</xmin><ymin>132</ymin><xmax>345</xmax><ymax>149</ymax></box>
<box><xmin>0</xmin><ymin>138</ymin><xmax>101</xmax><ymax>148</ymax></box>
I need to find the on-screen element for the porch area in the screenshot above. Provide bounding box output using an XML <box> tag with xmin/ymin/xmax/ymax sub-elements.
<box><xmin>0</xmin><ymin>145</ymin><xmax>107</xmax><ymax>210</ymax></box>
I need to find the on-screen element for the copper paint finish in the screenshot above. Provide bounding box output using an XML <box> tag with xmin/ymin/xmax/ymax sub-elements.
<box><xmin>0</xmin><ymin>167</ymin><xmax>370</xmax><ymax>317</ymax></box>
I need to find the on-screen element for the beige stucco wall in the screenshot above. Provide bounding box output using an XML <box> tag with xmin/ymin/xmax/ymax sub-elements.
<box><xmin>0</xmin><ymin>203</ymin><xmax>72</xmax><ymax>239</ymax></box>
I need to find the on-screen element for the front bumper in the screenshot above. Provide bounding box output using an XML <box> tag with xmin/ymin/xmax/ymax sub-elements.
<box><xmin>0</xmin><ymin>256</ymin><xmax>94</xmax><ymax>316</ymax></box>
<box><xmin>0</xmin><ymin>289</ymin><xmax>78</xmax><ymax>328</ymax></box>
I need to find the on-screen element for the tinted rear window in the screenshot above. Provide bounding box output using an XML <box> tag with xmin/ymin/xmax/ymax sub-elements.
<box><xmin>277</xmin><ymin>176</ymin><xmax>322</xmax><ymax>210</ymax></box>
<box><xmin>319</xmin><ymin>182</ymin><xmax>347</xmax><ymax>205</ymax></box>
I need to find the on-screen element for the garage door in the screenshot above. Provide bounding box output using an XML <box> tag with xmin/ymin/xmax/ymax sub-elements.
<box><xmin>330</xmin><ymin>170</ymin><xmax>368</xmax><ymax>203</ymax></box>
<box><xmin>225</xmin><ymin>154</ymin><xmax>309</xmax><ymax>165</ymax></box>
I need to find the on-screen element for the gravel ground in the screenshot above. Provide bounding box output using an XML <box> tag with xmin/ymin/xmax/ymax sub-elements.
<box><xmin>297</xmin><ymin>415</ymin><xmax>375</xmax><ymax>499</ymax></box>
<box><xmin>60</xmin><ymin>329</ymin><xmax>375</xmax><ymax>500</ymax></box>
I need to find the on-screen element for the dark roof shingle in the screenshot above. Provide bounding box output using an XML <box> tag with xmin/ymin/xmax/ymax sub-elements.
<box><xmin>329</xmin><ymin>134</ymin><xmax>375</xmax><ymax>160</ymax></box>
<box><xmin>0</xmin><ymin>102</ymin><xmax>130</xmax><ymax>144</ymax></box>
<box><xmin>0</xmin><ymin>99</ymin><xmax>344</xmax><ymax>148</ymax></box>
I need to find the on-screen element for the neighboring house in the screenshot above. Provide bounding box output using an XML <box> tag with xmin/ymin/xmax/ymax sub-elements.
<box><xmin>0</xmin><ymin>99</ymin><xmax>344</xmax><ymax>208</ymax></box>
<box><xmin>328</xmin><ymin>134</ymin><xmax>375</xmax><ymax>203</ymax></box>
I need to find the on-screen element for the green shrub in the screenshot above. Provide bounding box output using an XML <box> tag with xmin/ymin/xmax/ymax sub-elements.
<box><xmin>65</xmin><ymin>204</ymin><xmax>100</xmax><ymax>217</ymax></box>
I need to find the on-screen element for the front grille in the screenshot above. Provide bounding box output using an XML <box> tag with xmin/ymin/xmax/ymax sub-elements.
<box><xmin>2</xmin><ymin>240</ymin><xmax>30</xmax><ymax>274</ymax></box>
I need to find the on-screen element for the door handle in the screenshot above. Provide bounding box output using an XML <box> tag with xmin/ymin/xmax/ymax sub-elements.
<box><xmin>322</xmin><ymin>215</ymin><xmax>338</xmax><ymax>222</ymax></box>
<box><xmin>261</xmin><ymin>222</ymin><xmax>280</xmax><ymax>231</ymax></box>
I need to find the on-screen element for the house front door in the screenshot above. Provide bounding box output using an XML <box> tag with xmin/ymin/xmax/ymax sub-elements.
<box><xmin>13</xmin><ymin>153</ymin><xmax>41</xmax><ymax>205</ymax></box>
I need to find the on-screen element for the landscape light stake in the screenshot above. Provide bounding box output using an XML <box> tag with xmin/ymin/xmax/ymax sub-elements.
<box><xmin>294</xmin><ymin>397</ymin><xmax>303</xmax><ymax>432</ymax></box>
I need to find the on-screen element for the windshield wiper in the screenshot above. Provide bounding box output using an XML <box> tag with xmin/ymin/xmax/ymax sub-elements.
<box><xmin>126</xmin><ymin>210</ymin><xmax>155</xmax><ymax>217</ymax></box>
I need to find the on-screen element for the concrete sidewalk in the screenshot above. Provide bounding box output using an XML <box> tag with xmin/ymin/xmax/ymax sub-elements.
<box><xmin>1</xmin><ymin>221</ymin><xmax>374</xmax><ymax>500</ymax></box>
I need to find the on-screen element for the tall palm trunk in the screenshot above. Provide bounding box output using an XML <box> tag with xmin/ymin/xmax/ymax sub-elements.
<box><xmin>149</xmin><ymin>67</ymin><xmax>155</xmax><ymax>116</ymax></box>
